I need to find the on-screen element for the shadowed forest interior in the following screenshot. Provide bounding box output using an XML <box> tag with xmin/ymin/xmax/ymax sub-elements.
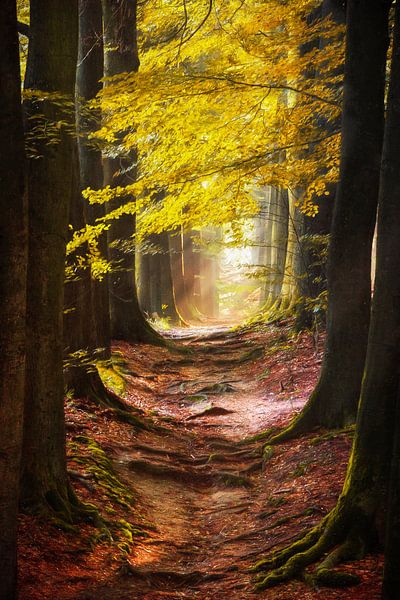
<box><xmin>1</xmin><ymin>0</ymin><xmax>400</xmax><ymax>599</ymax></box>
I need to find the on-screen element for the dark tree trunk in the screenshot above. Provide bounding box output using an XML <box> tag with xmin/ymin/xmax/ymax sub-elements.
<box><xmin>63</xmin><ymin>145</ymin><xmax>110</xmax><ymax>403</ymax></box>
<box><xmin>20</xmin><ymin>0</ymin><xmax>80</xmax><ymax>517</ymax></box>
<box><xmin>271</xmin><ymin>0</ymin><xmax>390</xmax><ymax>441</ymax></box>
<box><xmin>182</xmin><ymin>232</ymin><xmax>197</xmax><ymax>307</ymax></box>
<box><xmin>257</xmin><ymin>0</ymin><xmax>398</xmax><ymax>589</ymax></box>
<box><xmin>0</xmin><ymin>3</ymin><xmax>27</xmax><ymax>597</ymax></box>
<box><xmin>102</xmin><ymin>0</ymin><xmax>164</xmax><ymax>345</ymax></box>
<box><xmin>294</xmin><ymin>1</ymin><xmax>344</xmax><ymax>330</ymax></box>
<box><xmin>139</xmin><ymin>232</ymin><xmax>180</xmax><ymax>323</ymax></box>
<box><xmin>294</xmin><ymin>188</ymin><xmax>333</xmax><ymax>330</ymax></box>
<box><xmin>380</xmin><ymin>5</ymin><xmax>400</xmax><ymax>596</ymax></box>
<box><xmin>77</xmin><ymin>0</ymin><xmax>111</xmax><ymax>359</ymax></box>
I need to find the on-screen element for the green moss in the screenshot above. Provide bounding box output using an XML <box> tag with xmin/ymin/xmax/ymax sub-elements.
<box><xmin>97</xmin><ymin>360</ymin><xmax>127</xmax><ymax>397</ymax></box>
<box><xmin>262</xmin><ymin>445</ymin><xmax>274</xmax><ymax>464</ymax></box>
<box><xmin>313</xmin><ymin>568</ymin><xmax>361</xmax><ymax>587</ymax></box>
<box><xmin>309</xmin><ymin>425</ymin><xmax>355</xmax><ymax>446</ymax></box>
<box><xmin>68</xmin><ymin>436</ymin><xmax>134</xmax><ymax>509</ymax></box>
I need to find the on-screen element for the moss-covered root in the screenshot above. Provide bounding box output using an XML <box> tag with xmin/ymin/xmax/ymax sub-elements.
<box><xmin>252</xmin><ymin>520</ymin><xmax>326</xmax><ymax>574</ymax></box>
<box><xmin>253</xmin><ymin>513</ymin><xmax>366</xmax><ymax>591</ymax></box>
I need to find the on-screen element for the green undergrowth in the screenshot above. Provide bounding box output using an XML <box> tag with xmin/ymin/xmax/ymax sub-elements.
<box><xmin>68</xmin><ymin>435</ymin><xmax>148</xmax><ymax>558</ymax></box>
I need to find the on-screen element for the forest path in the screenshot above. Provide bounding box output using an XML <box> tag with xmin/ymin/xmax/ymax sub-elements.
<box><xmin>81</xmin><ymin>324</ymin><xmax>362</xmax><ymax>600</ymax></box>
<box><xmin>19</xmin><ymin>324</ymin><xmax>382</xmax><ymax>600</ymax></box>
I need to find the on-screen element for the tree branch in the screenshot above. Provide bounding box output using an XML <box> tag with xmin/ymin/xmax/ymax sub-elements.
<box><xmin>17</xmin><ymin>21</ymin><xmax>30</xmax><ymax>38</ymax></box>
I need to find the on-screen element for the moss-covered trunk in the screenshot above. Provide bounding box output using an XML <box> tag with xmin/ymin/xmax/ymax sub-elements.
<box><xmin>271</xmin><ymin>0</ymin><xmax>390</xmax><ymax>441</ymax></box>
<box><xmin>0</xmin><ymin>3</ymin><xmax>28</xmax><ymax>597</ymax></box>
<box><xmin>21</xmin><ymin>0</ymin><xmax>80</xmax><ymax>516</ymax></box>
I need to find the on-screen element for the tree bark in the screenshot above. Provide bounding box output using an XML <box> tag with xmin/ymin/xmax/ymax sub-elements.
<box><xmin>0</xmin><ymin>2</ymin><xmax>28</xmax><ymax>597</ymax></box>
<box><xmin>103</xmin><ymin>0</ymin><xmax>164</xmax><ymax>344</ymax></box>
<box><xmin>139</xmin><ymin>232</ymin><xmax>180</xmax><ymax>323</ymax></box>
<box><xmin>169</xmin><ymin>229</ymin><xmax>196</xmax><ymax>323</ymax></box>
<box><xmin>77</xmin><ymin>0</ymin><xmax>111</xmax><ymax>359</ymax></box>
<box><xmin>270</xmin><ymin>0</ymin><xmax>390</xmax><ymax>441</ymax></box>
<box><xmin>256</xmin><ymin>0</ymin><xmax>397</xmax><ymax>590</ymax></box>
<box><xmin>21</xmin><ymin>0</ymin><xmax>80</xmax><ymax>517</ymax></box>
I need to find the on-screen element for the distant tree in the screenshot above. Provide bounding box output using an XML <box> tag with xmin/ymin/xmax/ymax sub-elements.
<box><xmin>0</xmin><ymin>2</ymin><xmax>28</xmax><ymax>597</ymax></box>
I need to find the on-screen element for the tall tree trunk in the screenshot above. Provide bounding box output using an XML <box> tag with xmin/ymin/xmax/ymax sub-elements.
<box><xmin>102</xmin><ymin>0</ymin><xmax>164</xmax><ymax>345</ymax></box>
<box><xmin>77</xmin><ymin>0</ymin><xmax>111</xmax><ymax>359</ymax></box>
<box><xmin>139</xmin><ymin>232</ymin><xmax>180</xmax><ymax>323</ymax></box>
<box><xmin>256</xmin><ymin>187</ymin><xmax>273</xmax><ymax>307</ymax></box>
<box><xmin>269</xmin><ymin>188</ymin><xmax>289</xmax><ymax>307</ymax></box>
<box><xmin>20</xmin><ymin>0</ymin><xmax>80</xmax><ymax>517</ymax></box>
<box><xmin>294</xmin><ymin>0</ymin><xmax>342</xmax><ymax>330</ymax></box>
<box><xmin>170</xmin><ymin>229</ymin><xmax>194</xmax><ymax>323</ymax></box>
<box><xmin>270</xmin><ymin>0</ymin><xmax>390</xmax><ymax>441</ymax></box>
<box><xmin>0</xmin><ymin>2</ymin><xmax>27</xmax><ymax>597</ymax></box>
<box><xmin>256</xmin><ymin>1</ymin><xmax>396</xmax><ymax>589</ymax></box>
<box><xmin>294</xmin><ymin>188</ymin><xmax>333</xmax><ymax>330</ymax></box>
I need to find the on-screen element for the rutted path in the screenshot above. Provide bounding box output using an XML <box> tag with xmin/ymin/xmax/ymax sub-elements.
<box><xmin>80</xmin><ymin>325</ymin><xmax>356</xmax><ymax>599</ymax></box>
<box><xmin>21</xmin><ymin>325</ymin><xmax>379</xmax><ymax>600</ymax></box>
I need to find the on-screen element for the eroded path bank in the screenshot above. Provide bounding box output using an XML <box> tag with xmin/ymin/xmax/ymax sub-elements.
<box><xmin>19</xmin><ymin>325</ymin><xmax>383</xmax><ymax>600</ymax></box>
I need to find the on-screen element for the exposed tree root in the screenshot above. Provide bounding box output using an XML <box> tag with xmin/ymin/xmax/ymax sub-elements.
<box><xmin>66</xmin><ymin>365</ymin><xmax>158</xmax><ymax>431</ymax></box>
<box><xmin>252</xmin><ymin>504</ymin><xmax>368</xmax><ymax>590</ymax></box>
<box><xmin>128</xmin><ymin>458</ymin><xmax>251</xmax><ymax>487</ymax></box>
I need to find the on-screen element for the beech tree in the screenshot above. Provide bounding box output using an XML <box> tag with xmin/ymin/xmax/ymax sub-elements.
<box><xmin>0</xmin><ymin>2</ymin><xmax>27</xmax><ymax>597</ymax></box>
<box><xmin>255</xmin><ymin>0</ymin><xmax>400</xmax><ymax>590</ymax></box>
<box><xmin>269</xmin><ymin>0</ymin><xmax>390</xmax><ymax>441</ymax></box>
<box><xmin>77</xmin><ymin>0</ymin><xmax>111</xmax><ymax>359</ymax></box>
<box><xmin>20</xmin><ymin>0</ymin><xmax>80</xmax><ymax>516</ymax></box>
<box><xmin>102</xmin><ymin>0</ymin><xmax>164</xmax><ymax>345</ymax></box>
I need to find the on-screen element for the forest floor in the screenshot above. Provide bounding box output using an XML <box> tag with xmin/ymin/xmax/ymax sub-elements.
<box><xmin>18</xmin><ymin>323</ymin><xmax>383</xmax><ymax>599</ymax></box>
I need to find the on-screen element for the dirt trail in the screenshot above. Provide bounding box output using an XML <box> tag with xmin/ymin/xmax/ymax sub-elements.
<box><xmin>78</xmin><ymin>325</ymin><xmax>374</xmax><ymax>600</ymax></box>
<box><xmin>19</xmin><ymin>325</ymin><xmax>383</xmax><ymax>600</ymax></box>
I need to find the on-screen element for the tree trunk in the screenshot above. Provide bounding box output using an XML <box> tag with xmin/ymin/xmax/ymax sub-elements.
<box><xmin>139</xmin><ymin>232</ymin><xmax>180</xmax><ymax>323</ymax></box>
<box><xmin>294</xmin><ymin>188</ymin><xmax>333</xmax><ymax>330</ymax></box>
<box><xmin>257</xmin><ymin>0</ymin><xmax>396</xmax><ymax>589</ymax></box>
<box><xmin>170</xmin><ymin>229</ymin><xmax>195</xmax><ymax>323</ymax></box>
<box><xmin>269</xmin><ymin>188</ymin><xmax>289</xmax><ymax>307</ymax></box>
<box><xmin>103</xmin><ymin>0</ymin><xmax>164</xmax><ymax>345</ymax></box>
<box><xmin>270</xmin><ymin>0</ymin><xmax>390</xmax><ymax>441</ymax></box>
<box><xmin>77</xmin><ymin>0</ymin><xmax>111</xmax><ymax>359</ymax></box>
<box><xmin>21</xmin><ymin>0</ymin><xmax>80</xmax><ymax>517</ymax></box>
<box><xmin>0</xmin><ymin>3</ymin><xmax>27</xmax><ymax>597</ymax></box>
<box><xmin>256</xmin><ymin>188</ymin><xmax>274</xmax><ymax>307</ymax></box>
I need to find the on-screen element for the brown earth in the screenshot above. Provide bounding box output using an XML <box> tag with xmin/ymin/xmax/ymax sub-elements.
<box><xmin>18</xmin><ymin>324</ymin><xmax>383</xmax><ymax>599</ymax></box>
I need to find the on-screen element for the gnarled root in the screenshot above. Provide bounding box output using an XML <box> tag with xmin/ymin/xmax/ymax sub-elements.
<box><xmin>253</xmin><ymin>506</ymin><xmax>367</xmax><ymax>590</ymax></box>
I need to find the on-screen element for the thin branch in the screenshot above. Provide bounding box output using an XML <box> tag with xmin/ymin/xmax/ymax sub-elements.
<box><xmin>17</xmin><ymin>21</ymin><xmax>30</xmax><ymax>38</ymax></box>
<box><xmin>188</xmin><ymin>74</ymin><xmax>340</xmax><ymax>107</ymax></box>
